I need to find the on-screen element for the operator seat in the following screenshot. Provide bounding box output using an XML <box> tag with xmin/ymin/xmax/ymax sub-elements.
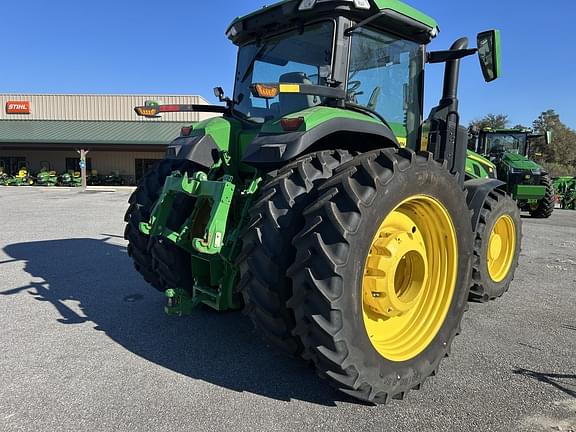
<box><xmin>278</xmin><ymin>72</ymin><xmax>320</xmax><ymax>116</ymax></box>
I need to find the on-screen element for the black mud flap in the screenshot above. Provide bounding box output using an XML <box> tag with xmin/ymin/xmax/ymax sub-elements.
<box><xmin>464</xmin><ymin>178</ymin><xmax>506</xmax><ymax>231</ymax></box>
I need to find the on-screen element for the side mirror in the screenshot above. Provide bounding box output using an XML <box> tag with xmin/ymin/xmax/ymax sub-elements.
<box><xmin>477</xmin><ymin>30</ymin><xmax>501</xmax><ymax>82</ymax></box>
<box><xmin>214</xmin><ymin>87</ymin><xmax>225</xmax><ymax>102</ymax></box>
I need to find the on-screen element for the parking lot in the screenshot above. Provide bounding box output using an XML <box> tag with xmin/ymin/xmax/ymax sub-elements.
<box><xmin>0</xmin><ymin>187</ymin><xmax>575</xmax><ymax>432</ymax></box>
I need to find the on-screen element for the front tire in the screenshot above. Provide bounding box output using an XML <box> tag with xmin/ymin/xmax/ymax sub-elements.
<box><xmin>288</xmin><ymin>149</ymin><xmax>474</xmax><ymax>404</ymax></box>
<box><xmin>469</xmin><ymin>190</ymin><xmax>522</xmax><ymax>302</ymax></box>
<box><xmin>529</xmin><ymin>175</ymin><xmax>555</xmax><ymax>218</ymax></box>
<box><xmin>124</xmin><ymin>159</ymin><xmax>198</xmax><ymax>292</ymax></box>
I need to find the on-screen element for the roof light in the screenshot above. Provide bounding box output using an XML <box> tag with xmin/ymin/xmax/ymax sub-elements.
<box><xmin>299</xmin><ymin>0</ymin><xmax>371</xmax><ymax>11</ymax></box>
<box><xmin>226</xmin><ymin>23</ymin><xmax>241</xmax><ymax>39</ymax></box>
<box><xmin>298</xmin><ymin>0</ymin><xmax>317</xmax><ymax>10</ymax></box>
<box><xmin>353</xmin><ymin>0</ymin><xmax>371</xmax><ymax>10</ymax></box>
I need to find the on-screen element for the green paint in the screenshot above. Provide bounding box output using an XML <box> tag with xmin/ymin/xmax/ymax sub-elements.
<box><xmin>494</xmin><ymin>29</ymin><xmax>502</xmax><ymax>79</ymax></box>
<box><xmin>373</xmin><ymin>0</ymin><xmax>438</xmax><ymax>30</ymax></box>
<box><xmin>501</xmin><ymin>152</ymin><xmax>541</xmax><ymax>171</ymax></box>
<box><xmin>466</xmin><ymin>150</ymin><xmax>495</xmax><ymax>179</ymax></box>
<box><xmin>165</xmin><ymin>289</ymin><xmax>197</xmax><ymax>316</ymax></box>
<box><xmin>140</xmin><ymin>171</ymin><xmax>236</xmax><ymax>256</ymax></box>
<box><xmin>514</xmin><ymin>185</ymin><xmax>546</xmax><ymax>201</ymax></box>
<box><xmin>190</xmin><ymin>117</ymin><xmax>242</xmax><ymax>153</ymax></box>
<box><xmin>261</xmin><ymin>106</ymin><xmax>382</xmax><ymax>132</ymax></box>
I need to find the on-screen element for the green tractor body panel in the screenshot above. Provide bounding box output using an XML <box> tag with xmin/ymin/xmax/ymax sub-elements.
<box><xmin>501</xmin><ymin>151</ymin><xmax>541</xmax><ymax>171</ymax></box>
<box><xmin>466</xmin><ymin>150</ymin><xmax>496</xmax><ymax>179</ymax></box>
<box><xmin>514</xmin><ymin>184</ymin><xmax>546</xmax><ymax>201</ymax></box>
<box><xmin>260</xmin><ymin>106</ymin><xmax>388</xmax><ymax>133</ymax></box>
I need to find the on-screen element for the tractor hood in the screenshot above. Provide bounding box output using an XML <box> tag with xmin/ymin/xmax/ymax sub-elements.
<box><xmin>502</xmin><ymin>151</ymin><xmax>542</xmax><ymax>171</ymax></box>
<box><xmin>226</xmin><ymin>0</ymin><xmax>439</xmax><ymax>45</ymax></box>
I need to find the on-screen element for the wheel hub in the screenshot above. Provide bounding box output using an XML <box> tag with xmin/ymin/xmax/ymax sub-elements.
<box><xmin>362</xmin><ymin>195</ymin><xmax>458</xmax><ymax>362</ymax></box>
<box><xmin>487</xmin><ymin>215</ymin><xmax>516</xmax><ymax>283</ymax></box>
<box><xmin>364</xmin><ymin>221</ymin><xmax>428</xmax><ymax>318</ymax></box>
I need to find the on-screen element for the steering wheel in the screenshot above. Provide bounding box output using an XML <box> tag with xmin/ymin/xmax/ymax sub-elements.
<box><xmin>348</xmin><ymin>80</ymin><xmax>362</xmax><ymax>92</ymax></box>
<box><xmin>367</xmin><ymin>87</ymin><xmax>382</xmax><ymax>111</ymax></box>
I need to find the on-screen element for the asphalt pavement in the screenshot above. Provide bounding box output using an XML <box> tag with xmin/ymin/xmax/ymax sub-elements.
<box><xmin>0</xmin><ymin>187</ymin><xmax>575</xmax><ymax>432</ymax></box>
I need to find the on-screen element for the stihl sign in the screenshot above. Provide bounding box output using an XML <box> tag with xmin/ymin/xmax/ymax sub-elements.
<box><xmin>6</xmin><ymin>101</ymin><xmax>31</xmax><ymax>114</ymax></box>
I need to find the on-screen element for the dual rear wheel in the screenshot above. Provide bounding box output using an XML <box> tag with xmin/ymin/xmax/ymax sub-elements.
<box><xmin>240</xmin><ymin>148</ymin><xmax>474</xmax><ymax>403</ymax></box>
<box><xmin>125</xmin><ymin>148</ymin><xmax>521</xmax><ymax>404</ymax></box>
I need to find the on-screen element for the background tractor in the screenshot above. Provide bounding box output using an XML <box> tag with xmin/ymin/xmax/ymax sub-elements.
<box><xmin>471</xmin><ymin>127</ymin><xmax>555</xmax><ymax>218</ymax></box>
<box><xmin>125</xmin><ymin>0</ymin><xmax>516</xmax><ymax>404</ymax></box>
<box><xmin>554</xmin><ymin>176</ymin><xmax>576</xmax><ymax>210</ymax></box>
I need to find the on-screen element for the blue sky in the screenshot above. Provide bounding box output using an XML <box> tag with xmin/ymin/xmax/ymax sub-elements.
<box><xmin>1</xmin><ymin>0</ymin><xmax>574</xmax><ymax>128</ymax></box>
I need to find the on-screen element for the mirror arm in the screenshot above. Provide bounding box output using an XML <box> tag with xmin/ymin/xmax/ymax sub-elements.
<box><xmin>427</xmin><ymin>48</ymin><xmax>477</xmax><ymax>64</ymax></box>
<box><xmin>441</xmin><ymin>37</ymin><xmax>469</xmax><ymax>103</ymax></box>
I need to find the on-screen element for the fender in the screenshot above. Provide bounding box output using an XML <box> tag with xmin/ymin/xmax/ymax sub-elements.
<box><xmin>241</xmin><ymin>118</ymin><xmax>399</xmax><ymax>170</ymax></box>
<box><xmin>166</xmin><ymin>135</ymin><xmax>220</xmax><ymax>169</ymax></box>
<box><xmin>464</xmin><ymin>178</ymin><xmax>506</xmax><ymax>231</ymax></box>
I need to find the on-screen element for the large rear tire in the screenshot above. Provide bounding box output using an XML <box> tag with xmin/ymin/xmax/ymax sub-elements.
<box><xmin>469</xmin><ymin>190</ymin><xmax>522</xmax><ymax>302</ymax></box>
<box><xmin>238</xmin><ymin>150</ymin><xmax>354</xmax><ymax>356</ymax></box>
<box><xmin>124</xmin><ymin>159</ymin><xmax>199</xmax><ymax>292</ymax></box>
<box><xmin>529</xmin><ymin>175</ymin><xmax>555</xmax><ymax>218</ymax></box>
<box><xmin>288</xmin><ymin>149</ymin><xmax>473</xmax><ymax>404</ymax></box>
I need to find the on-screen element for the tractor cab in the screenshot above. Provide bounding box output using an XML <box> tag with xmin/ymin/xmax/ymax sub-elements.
<box><xmin>475</xmin><ymin>128</ymin><xmax>550</xmax><ymax>160</ymax></box>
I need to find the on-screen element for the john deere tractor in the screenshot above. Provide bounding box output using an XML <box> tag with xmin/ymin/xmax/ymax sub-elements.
<box><xmin>472</xmin><ymin>127</ymin><xmax>555</xmax><ymax>218</ymax></box>
<box><xmin>125</xmin><ymin>0</ymin><xmax>520</xmax><ymax>403</ymax></box>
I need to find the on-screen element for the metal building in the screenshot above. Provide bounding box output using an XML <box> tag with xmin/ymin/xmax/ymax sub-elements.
<box><xmin>0</xmin><ymin>94</ymin><xmax>217</xmax><ymax>185</ymax></box>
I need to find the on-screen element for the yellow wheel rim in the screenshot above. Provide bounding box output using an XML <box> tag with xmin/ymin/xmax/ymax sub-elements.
<box><xmin>487</xmin><ymin>215</ymin><xmax>516</xmax><ymax>283</ymax></box>
<box><xmin>362</xmin><ymin>195</ymin><xmax>458</xmax><ymax>362</ymax></box>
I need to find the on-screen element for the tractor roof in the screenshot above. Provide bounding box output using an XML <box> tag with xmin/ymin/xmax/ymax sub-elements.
<box><xmin>227</xmin><ymin>0</ymin><xmax>439</xmax><ymax>45</ymax></box>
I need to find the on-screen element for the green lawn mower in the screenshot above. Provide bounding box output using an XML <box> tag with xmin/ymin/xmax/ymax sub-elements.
<box><xmin>6</xmin><ymin>163</ymin><xmax>34</xmax><ymax>186</ymax></box>
<box><xmin>125</xmin><ymin>0</ymin><xmax>517</xmax><ymax>404</ymax></box>
<box><xmin>554</xmin><ymin>176</ymin><xmax>576</xmax><ymax>210</ymax></box>
<box><xmin>0</xmin><ymin>162</ymin><xmax>9</xmax><ymax>186</ymax></box>
<box><xmin>471</xmin><ymin>128</ymin><xmax>555</xmax><ymax>218</ymax></box>
<box><xmin>36</xmin><ymin>162</ymin><xmax>59</xmax><ymax>187</ymax></box>
<box><xmin>58</xmin><ymin>171</ymin><xmax>82</xmax><ymax>187</ymax></box>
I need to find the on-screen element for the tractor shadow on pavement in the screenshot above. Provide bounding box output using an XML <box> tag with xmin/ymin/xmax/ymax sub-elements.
<box><xmin>513</xmin><ymin>368</ymin><xmax>576</xmax><ymax>399</ymax></box>
<box><xmin>1</xmin><ymin>238</ymin><xmax>351</xmax><ymax>406</ymax></box>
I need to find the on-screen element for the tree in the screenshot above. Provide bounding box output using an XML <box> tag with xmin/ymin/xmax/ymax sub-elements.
<box><xmin>532</xmin><ymin>110</ymin><xmax>576</xmax><ymax>175</ymax></box>
<box><xmin>468</xmin><ymin>113</ymin><xmax>509</xmax><ymax>133</ymax></box>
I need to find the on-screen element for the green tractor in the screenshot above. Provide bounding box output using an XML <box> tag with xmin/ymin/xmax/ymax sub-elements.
<box><xmin>554</xmin><ymin>176</ymin><xmax>576</xmax><ymax>210</ymax></box>
<box><xmin>471</xmin><ymin>127</ymin><xmax>555</xmax><ymax>218</ymax></box>
<box><xmin>125</xmin><ymin>0</ymin><xmax>520</xmax><ymax>403</ymax></box>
